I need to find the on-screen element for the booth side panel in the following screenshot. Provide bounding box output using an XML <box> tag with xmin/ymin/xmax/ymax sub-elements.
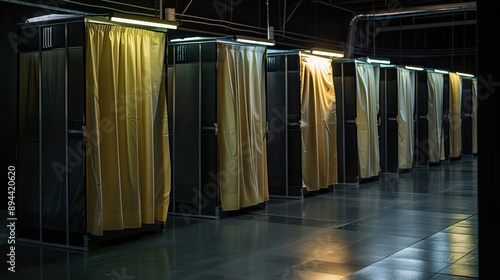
<box><xmin>334</xmin><ymin>62</ymin><xmax>358</xmax><ymax>184</ymax></box>
<box><xmin>171</xmin><ymin>44</ymin><xmax>202</xmax><ymax>215</ymax></box>
<box><xmin>461</xmin><ymin>78</ymin><xmax>473</xmax><ymax>155</ymax></box>
<box><xmin>200</xmin><ymin>44</ymin><xmax>218</xmax><ymax>215</ymax></box>
<box><xmin>287</xmin><ymin>55</ymin><xmax>302</xmax><ymax>195</ymax></box>
<box><xmin>442</xmin><ymin>76</ymin><xmax>451</xmax><ymax>161</ymax></box>
<box><xmin>386</xmin><ymin>69</ymin><xmax>399</xmax><ymax>173</ymax></box>
<box><xmin>266</xmin><ymin>55</ymin><xmax>288</xmax><ymax>196</ymax></box>
<box><xmin>415</xmin><ymin>71</ymin><xmax>429</xmax><ymax>167</ymax></box>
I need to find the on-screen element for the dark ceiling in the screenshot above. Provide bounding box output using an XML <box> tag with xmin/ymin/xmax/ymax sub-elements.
<box><xmin>7</xmin><ymin>0</ymin><xmax>477</xmax><ymax>73</ymax></box>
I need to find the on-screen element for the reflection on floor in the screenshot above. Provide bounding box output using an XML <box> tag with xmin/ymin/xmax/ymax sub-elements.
<box><xmin>1</xmin><ymin>156</ymin><xmax>478</xmax><ymax>279</ymax></box>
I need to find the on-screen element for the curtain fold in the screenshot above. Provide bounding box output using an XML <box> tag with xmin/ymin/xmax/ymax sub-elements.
<box><xmin>217</xmin><ymin>42</ymin><xmax>269</xmax><ymax>211</ymax></box>
<box><xmin>449</xmin><ymin>72</ymin><xmax>462</xmax><ymax>158</ymax></box>
<box><xmin>299</xmin><ymin>53</ymin><xmax>338</xmax><ymax>191</ymax></box>
<box><xmin>397</xmin><ymin>67</ymin><xmax>415</xmax><ymax>169</ymax></box>
<box><xmin>85</xmin><ymin>23</ymin><xmax>170</xmax><ymax>236</ymax></box>
<box><xmin>355</xmin><ymin>62</ymin><xmax>380</xmax><ymax>179</ymax></box>
<box><xmin>427</xmin><ymin>72</ymin><xmax>444</xmax><ymax>163</ymax></box>
<box><xmin>472</xmin><ymin>78</ymin><xmax>478</xmax><ymax>155</ymax></box>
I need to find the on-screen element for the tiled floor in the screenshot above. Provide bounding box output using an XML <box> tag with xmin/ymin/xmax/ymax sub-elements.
<box><xmin>1</xmin><ymin>156</ymin><xmax>478</xmax><ymax>279</ymax></box>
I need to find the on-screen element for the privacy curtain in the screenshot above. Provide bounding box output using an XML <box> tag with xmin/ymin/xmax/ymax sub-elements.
<box><xmin>217</xmin><ymin>42</ymin><xmax>269</xmax><ymax>211</ymax></box>
<box><xmin>472</xmin><ymin>78</ymin><xmax>478</xmax><ymax>154</ymax></box>
<box><xmin>449</xmin><ymin>72</ymin><xmax>462</xmax><ymax>158</ymax></box>
<box><xmin>355</xmin><ymin>62</ymin><xmax>380</xmax><ymax>179</ymax></box>
<box><xmin>397</xmin><ymin>67</ymin><xmax>415</xmax><ymax>169</ymax></box>
<box><xmin>427</xmin><ymin>72</ymin><xmax>444</xmax><ymax>163</ymax></box>
<box><xmin>85</xmin><ymin>23</ymin><xmax>171</xmax><ymax>236</ymax></box>
<box><xmin>299</xmin><ymin>52</ymin><xmax>338</xmax><ymax>191</ymax></box>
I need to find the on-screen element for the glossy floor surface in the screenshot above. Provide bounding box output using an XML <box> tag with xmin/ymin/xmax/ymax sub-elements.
<box><xmin>1</xmin><ymin>156</ymin><xmax>478</xmax><ymax>279</ymax></box>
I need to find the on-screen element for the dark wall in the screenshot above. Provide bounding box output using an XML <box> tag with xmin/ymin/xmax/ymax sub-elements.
<box><xmin>477</xmin><ymin>0</ymin><xmax>500</xmax><ymax>277</ymax></box>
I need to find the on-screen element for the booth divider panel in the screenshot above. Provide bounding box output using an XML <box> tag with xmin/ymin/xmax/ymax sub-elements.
<box><xmin>343</xmin><ymin>63</ymin><xmax>358</xmax><ymax>183</ymax></box>
<box><xmin>334</xmin><ymin>62</ymin><xmax>358</xmax><ymax>184</ymax></box>
<box><xmin>461</xmin><ymin>78</ymin><xmax>473</xmax><ymax>155</ymax></box>
<box><xmin>442</xmin><ymin>76</ymin><xmax>450</xmax><ymax>160</ymax></box>
<box><xmin>200</xmin><ymin>61</ymin><xmax>218</xmax><ymax>215</ymax></box>
<box><xmin>416</xmin><ymin>72</ymin><xmax>429</xmax><ymax>166</ymax></box>
<box><xmin>172</xmin><ymin>62</ymin><xmax>201</xmax><ymax>211</ymax></box>
<box><xmin>386</xmin><ymin>69</ymin><xmax>399</xmax><ymax>173</ymax></box>
<box><xmin>379</xmin><ymin>74</ymin><xmax>388</xmax><ymax>173</ymax></box>
<box><xmin>67</xmin><ymin>47</ymin><xmax>86</xmax><ymax>242</ymax></box>
<box><xmin>41</xmin><ymin>49</ymin><xmax>69</xmax><ymax>244</ymax></box>
<box><xmin>266</xmin><ymin>62</ymin><xmax>287</xmax><ymax>196</ymax></box>
<box><xmin>287</xmin><ymin>69</ymin><xmax>301</xmax><ymax>191</ymax></box>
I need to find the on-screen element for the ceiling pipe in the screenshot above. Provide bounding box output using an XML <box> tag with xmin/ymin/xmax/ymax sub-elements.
<box><xmin>266</xmin><ymin>0</ymin><xmax>271</xmax><ymax>40</ymax></box>
<box><xmin>345</xmin><ymin>1</ymin><xmax>476</xmax><ymax>58</ymax></box>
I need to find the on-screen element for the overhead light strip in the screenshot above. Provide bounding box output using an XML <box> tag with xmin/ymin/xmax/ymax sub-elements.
<box><xmin>170</xmin><ymin>36</ymin><xmax>210</xmax><ymax>42</ymax></box>
<box><xmin>235</xmin><ymin>38</ymin><xmax>275</xmax><ymax>46</ymax></box>
<box><xmin>434</xmin><ymin>69</ymin><xmax>449</xmax><ymax>74</ymax></box>
<box><xmin>110</xmin><ymin>16</ymin><xmax>177</xmax><ymax>29</ymax></box>
<box><xmin>457</xmin><ymin>71</ymin><xmax>474</xmax><ymax>78</ymax></box>
<box><xmin>235</xmin><ymin>35</ymin><xmax>275</xmax><ymax>46</ymax></box>
<box><xmin>380</xmin><ymin>64</ymin><xmax>396</xmax><ymax>68</ymax></box>
<box><xmin>366</xmin><ymin>57</ymin><xmax>391</xmax><ymax>64</ymax></box>
<box><xmin>311</xmin><ymin>49</ymin><xmax>344</xmax><ymax>58</ymax></box>
<box><xmin>405</xmin><ymin>65</ymin><xmax>424</xmax><ymax>71</ymax></box>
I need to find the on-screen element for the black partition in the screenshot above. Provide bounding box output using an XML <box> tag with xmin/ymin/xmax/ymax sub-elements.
<box><xmin>17</xmin><ymin>17</ymin><xmax>87</xmax><ymax>249</ymax></box>
<box><xmin>167</xmin><ymin>41</ymin><xmax>219</xmax><ymax>218</ymax></box>
<box><xmin>379</xmin><ymin>66</ymin><xmax>398</xmax><ymax>174</ymax></box>
<box><xmin>461</xmin><ymin>77</ymin><xmax>473</xmax><ymax>155</ymax></box>
<box><xmin>442</xmin><ymin>75</ymin><xmax>451</xmax><ymax>161</ymax></box>
<box><xmin>266</xmin><ymin>51</ymin><xmax>303</xmax><ymax>197</ymax></box>
<box><xmin>333</xmin><ymin>60</ymin><xmax>358</xmax><ymax>184</ymax></box>
<box><xmin>415</xmin><ymin>71</ymin><xmax>429</xmax><ymax>167</ymax></box>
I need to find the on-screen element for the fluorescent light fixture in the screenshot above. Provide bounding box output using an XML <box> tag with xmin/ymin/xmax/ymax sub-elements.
<box><xmin>434</xmin><ymin>68</ymin><xmax>449</xmax><ymax>74</ymax></box>
<box><xmin>366</xmin><ymin>57</ymin><xmax>391</xmax><ymax>64</ymax></box>
<box><xmin>235</xmin><ymin>35</ymin><xmax>275</xmax><ymax>46</ymax></box>
<box><xmin>380</xmin><ymin>64</ymin><xmax>396</xmax><ymax>68</ymax></box>
<box><xmin>405</xmin><ymin>65</ymin><xmax>424</xmax><ymax>71</ymax></box>
<box><xmin>170</xmin><ymin>36</ymin><xmax>208</xmax><ymax>42</ymax></box>
<box><xmin>311</xmin><ymin>49</ymin><xmax>344</xmax><ymax>58</ymax></box>
<box><xmin>110</xmin><ymin>13</ymin><xmax>178</xmax><ymax>30</ymax></box>
<box><xmin>457</xmin><ymin>71</ymin><xmax>474</xmax><ymax>78</ymax></box>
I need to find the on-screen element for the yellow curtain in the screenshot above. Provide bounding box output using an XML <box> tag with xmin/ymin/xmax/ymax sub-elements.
<box><xmin>217</xmin><ymin>42</ymin><xmax>269</xmax><ymax>211</ymax></box>
<box><xmin>355</xmin><ymin>62</ymin><xmax>380</xmax><ymax>179</ymax></box>
<box><xmin>299</xmin><ymin>52</ymin><xmax>338</xmax><ymax>191</ymax></box>
<box><xmin>472</xmin><ymin>78</ymin><xmax>478</xmax><ymax>154</ymax></box>
<box><xmin>449</xmin><ymin>72</ymin><xmax>462</xmax><ymax>158</ymax></box>
<box><xmin>397</xmin><ymin>67</ymin><xmax>415</xmax><ymax>169</ymax></box>
<box><xmin>427</xmin><ymin>72</ymin><xmax>444</xmax><ymax>163</ymax></box>
<box><xmin>85</xmin><ymin>23</ymin><xmax>171</xmax><ymax>236</ymax></box>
